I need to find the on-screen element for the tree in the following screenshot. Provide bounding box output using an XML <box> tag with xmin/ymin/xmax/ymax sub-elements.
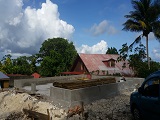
<box><xmin>118</xmin><ymin>43</ymin><xmax>160</xmax><ymax>78</ymax></box>
<box><xmin>40</xmin><ymin>50</ymin><xmax>64</xmax><ymax>76</ymax></box>
<box><xmin>27</xmin><ymin>55</ymin><xmax>38</xmax><ymax>73</ymax></box>
<box><xmin>1</xmin><ymin>54</ymin><xmax>13</xmax><ymax>74</ymax></box>
<box><xmin>117</xmin><ymin>43</ymin><xmax>129</xmax><ymax>61</ymax></box>
<box><xmin>0</xmin><ymin>54</ymin><xmax>38</xmax><ymax>75</ymax></box>
<box><xmin>0</xmin><ymin>61</ymin><xmax>6</xmax><ymax>73</ymax></box>
<box><xmin>106</xmin><ymin>47</ymin><xmax>119</xmax><ymax>54</ymax></box>
<box><xmin>39</xmin><ymin>38</ymin><xmax>77</xmax><ymax>76</ymax></box>
<box><xmin>128</xmin><ymin>43</ymin><xmax>146</xmax><ymax>74</ymax></box>
<box><xmin>123</xmin><ymin>0</ymin><xmax>160</xmax><ymax>69</ymax></box>
<box><xmin>12</xmin><ymin>56</ymin><xmax>32</xmax><ymax>75</ymax></box>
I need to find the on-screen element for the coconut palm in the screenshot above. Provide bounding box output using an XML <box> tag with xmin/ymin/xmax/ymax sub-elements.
<box><xmin>123</xmin><ymin>0</ymin><xmax>160</xmax><ymax>69</ymax></box>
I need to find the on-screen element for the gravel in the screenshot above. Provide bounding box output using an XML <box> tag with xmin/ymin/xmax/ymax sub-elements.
<box><xmin>68</xmin><ymin>92</ymin><xmax>134</xmax><ymax>120</ymax></box>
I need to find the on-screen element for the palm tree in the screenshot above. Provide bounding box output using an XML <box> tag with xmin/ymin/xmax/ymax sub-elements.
<box><xmin>123</xmin><ymin>0</ymin><xmax>160</xmax><ymax>69</ymax></box>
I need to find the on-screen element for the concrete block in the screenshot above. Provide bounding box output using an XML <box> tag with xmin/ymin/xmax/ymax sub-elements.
<box><xmin>14</xmin><ymin>80</ymin><xmax>23</xmax><ymax>88</ymax></box>
<box><xmin>50</xmin><ymin>87</ymin><xmax>64</xmax><ymax>100</ymax></box>
<box><xmin>64</xmin><ymin>89</ymin><xmax>71</xmax><ymax>101</ymax></box>
<box><xmin>31</xmin><ymin>83</ymin><xmax>36</xmax><ymax>93</ymax></box>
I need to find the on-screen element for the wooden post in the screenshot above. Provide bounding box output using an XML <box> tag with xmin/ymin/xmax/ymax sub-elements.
<box><xmin>47</xmin><ymin>109</ymin><xmax>50</xmax><ymax>120</ymax></box>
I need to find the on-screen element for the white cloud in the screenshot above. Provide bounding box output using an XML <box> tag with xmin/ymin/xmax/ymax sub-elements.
<box><xmin>89</xmin><ymin>20</ymin><xmax>117</xmax><ymax>36</ymax></box>
<box><xmin>77</xmin><ymin>40</ymin><xmax>108</xmax><ymax>54</ymax></box>
<box><xmin>152</xmin><ymin>48</ymin><xmax>160</xmax><ymax>62</ymax></box>
<box><xmin>107</xmin><ymin>26</ymin><xmax>117</xmax><ymax>35</ymax></box>
<box><xmin>89</xmin><ymin>20</ymin><xmax>107</xmax><ymax>36</ymax></box>
<box><xmin>149</xmin><ymin>33</ymin><xmax>155</xmax><ymax>40</ymax></box>
<box><xmin>0</xmin><ymin>0</ymin><xmax>74</xmax><ymax>59</ymax></box>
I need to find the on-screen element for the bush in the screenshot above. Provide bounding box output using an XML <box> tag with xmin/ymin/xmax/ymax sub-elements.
<box><xmin>134</xmin><ymin>61</ymin><xmax>160</xmax><ymax>78</ymax></box>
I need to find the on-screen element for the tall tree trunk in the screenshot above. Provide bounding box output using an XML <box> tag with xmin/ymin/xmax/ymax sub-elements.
<box><xmin>146</xmin><ymin>35</ymin><xmax>150</xmax><ymax>69</ymax></box>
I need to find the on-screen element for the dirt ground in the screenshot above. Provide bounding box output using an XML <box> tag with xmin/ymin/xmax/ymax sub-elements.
<box><xmin>0</xmin><ymin>89</ymin><xmax>134</xmax><ymax>120</ymax></box>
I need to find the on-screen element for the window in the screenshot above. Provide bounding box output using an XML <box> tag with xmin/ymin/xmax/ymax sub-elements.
<box><xmin>102</xmin><ymin>59</ymin><xmax>115</xmax><ymax>67</ymax></box>
<box><xmin>143</xmin><ymin>78</ymin><xmax>160</xmax><ymax>97</ymax></box>
<box><xmin>108</xmin><ymin>60</ymin><xmax>115</xmax><ymax>67</ymax></box>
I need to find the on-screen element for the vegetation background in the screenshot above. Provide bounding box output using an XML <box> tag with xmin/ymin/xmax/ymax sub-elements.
<box><xmin>1</xmin><ymin>0</ymin><xmax>160</xmax><ymax>78</ymax></box>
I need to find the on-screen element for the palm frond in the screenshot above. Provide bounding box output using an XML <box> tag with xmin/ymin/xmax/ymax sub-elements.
<box><xmin>129</xmin><ymin>35</ymin><xmax>142</xmax><ymax>49</ymax></box>
<box><xmin>152</xmin><ymin>21</ymin><xmax>160</xmax><ymax>40</ymax></box>
<box><xmin>139</xmin><ymin>20</ymin><xmax>147</xmax><ymax>29</ymax></box>
<box><xmin>124</xmin><ymin>0</ymin><xmax>160</xmax><ymax>45</ymax></box>
<box><xmin>123</xmin><ymin>19</ymin><xmax>142</xmax><ymax>32</ymax></box>
<box><xmin>132</xmin><ymin>0</ymin><xmax>146</xmax><ymax>17</ymax></box>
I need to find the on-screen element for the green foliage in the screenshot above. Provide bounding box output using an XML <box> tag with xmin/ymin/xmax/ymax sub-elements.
<box><xmin>0</xmin><ymin>54</ymin><xmax>38</xmax><ymax>75</ymax></box>
<box><xmin>106</xmin><ymin>47</ymin><xmax>119</xmax><ymax>54</ymax></box>
<box><xmin>123</xmin><ymin>0</ymin><xmax>160</xmax><ymax>68</ymax></box>
<box><xmin>0</xmin><ymin>61</ymin><xmax>6</xmax><ymax>73</ymax></box>
<box><xmin>117</xmin><ymin>43</ymin><xmax>129</xmax><ymax>61</ymax></box>
<box><xmin>13</xmin><ymin>56</ymin><xmax>33</xmax><ymax>75</ymax></box>
<box><xmin>0</xmin><ymin>38</ymin><xmax>77</xmax><ymax>76</ymax></box>
<box><xmin>134</xmin><ymin>61</ymin><xmax>160</xmax><ymax>78</ymax></box>
<box><xmin>39</xmin><ymin>38</ymin><xmax>77</xmax><ymax>76</ymax></box>
<box><xmin>27</xmin><ymin>55</ymin><xmax>39</xmax><ymax>73</ymax></box>
<box><xmin>1</xmin><ymin>54</ymin><xmax>13</xmax><ymax>74</ymax></box>
<box><xmin>128</xmin><ymin>44</ymin><xmax>146</xmax><ymax>69</ymax></box>
<box><xmin>40</xmin><ymin>50</ymin><xmax>64</xmax><ymax>76</ymax></box>
<box><xmin>106</xmin><ymin>71</ymin><xmax>109</xmax><ymax>75</ymax></box>
<box><xmin>118</xmin><ymin>43</ymin><xmax>160</xmax><ymax>78</ymax></box>
<box><xmin>123</xmin><ymin>0</ymin><xmax>160</xmax><ymax>38</ymax></box>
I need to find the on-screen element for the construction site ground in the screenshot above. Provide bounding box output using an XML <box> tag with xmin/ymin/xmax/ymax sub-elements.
<box><xmin>0</xmin><ymin>88</ymin><xmax>134</xmax><ymax>120</ymax></box>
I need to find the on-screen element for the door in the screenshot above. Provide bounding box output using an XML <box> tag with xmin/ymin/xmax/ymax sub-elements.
<box><xmin>140</xmin><ymin>77</ymin><xmax>160</xmax><ymax>119</ymax></box>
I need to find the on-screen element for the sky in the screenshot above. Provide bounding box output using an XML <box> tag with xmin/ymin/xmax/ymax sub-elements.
<box><xmin>0</xmin><ymin>0</ymin><xmax>160</xmax><ymax>61</ymax></box>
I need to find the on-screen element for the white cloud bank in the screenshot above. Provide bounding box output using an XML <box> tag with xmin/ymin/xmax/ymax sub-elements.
<box><xmin>77</xmin><ymin>40</ymin><xmax>108</xmax><ymax>54</ymax></box>
<box><xmin>89</xmin><ymin>20</ymin><xmax>117</xmax><ymax>36</ymax></box>
<box><xmin>0</xmin><ymin>0</ymin><xmax>74</xmax><ymax>58</ymax></box>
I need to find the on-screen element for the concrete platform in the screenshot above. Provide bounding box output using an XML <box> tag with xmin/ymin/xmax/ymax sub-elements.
<box><xmin>50</xmin><ymin>78</ymin><xmax>144</xmax><ymax>107</ymax></box>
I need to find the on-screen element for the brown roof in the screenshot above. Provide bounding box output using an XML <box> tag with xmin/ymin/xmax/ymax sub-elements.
<box><xmin>79</xmin><ymin>53</ymin><xmax>132</xmax><ymax>75</ymax></box>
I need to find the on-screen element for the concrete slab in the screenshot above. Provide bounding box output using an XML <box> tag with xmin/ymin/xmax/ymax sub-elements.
<box><xmin>50</xmin><ymin>78</ymin><xmax>144</xmax><ymax>108</ymax></box>
<box><xmin>23</xmin><ymin>83</ymin><xmax>53</xmax><ymax>96</ymax></box>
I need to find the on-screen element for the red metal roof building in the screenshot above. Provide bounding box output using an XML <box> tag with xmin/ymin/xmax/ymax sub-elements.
<box><xmin>71</xmin><ymin>53</ymin><xmax>134</xmax><ymax>76</ymax></box>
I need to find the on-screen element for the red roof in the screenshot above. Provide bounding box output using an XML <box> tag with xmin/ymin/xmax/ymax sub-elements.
<box><xmin>61</xmin><ymin>72</ymin><xmax>84</xmax><ymax>75</ymax></box>
<box><xmin>32</xmin><ymin>73</ymin><xmax>41</xmax><ymax>78</ymax></box>
<box><xmin>7</xmin><ymin>74</ymin><xmax>27</xmax><ymax>77</ymax></box>
<box><xmin>79</xmin><ymin>53</ymin><xmax>133</xmax><ymax>75</ymax></box>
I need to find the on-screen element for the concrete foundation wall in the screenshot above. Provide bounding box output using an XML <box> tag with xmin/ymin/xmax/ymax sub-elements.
<box><xmin>14</xmin><ymin>75</ymin><xmax>144</xmax><ymax>108</ymax></box>
<box><xmin>9</xmin><ymin>76</ymin><xmax>34</xmax><ymax>87</ymax></box>
<box><xmin>14</xmin><ymin>75</ymin><xmax>83</xmax><ymax>88</ymax></box>
<box><xmin>50</xmin><ymin>78</ymin><xmax>144</xmax><ymax>107</ymax></box>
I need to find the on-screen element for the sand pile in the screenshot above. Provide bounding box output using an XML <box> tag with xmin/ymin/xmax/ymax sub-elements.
<box><xmin>0</xmin><ymin>90</ymin><xmax>67</xmax><ymax>120</ymax></box>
